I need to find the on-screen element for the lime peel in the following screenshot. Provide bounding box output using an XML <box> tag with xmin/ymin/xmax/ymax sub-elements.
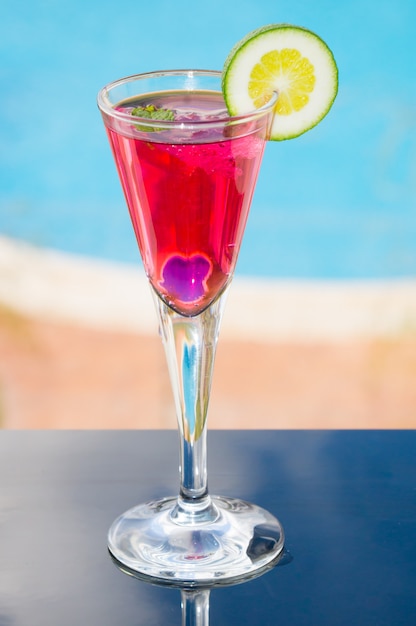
<box><xmin>222</xmin><ymin>23</ymin><xmax>338</xmax><ymax>141</ymax></box>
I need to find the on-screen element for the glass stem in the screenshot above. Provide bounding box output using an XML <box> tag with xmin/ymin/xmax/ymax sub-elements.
<box><xmin>153</xmin><ymin>289</ymin><xmax>228</xmax><ymax>507</ymax></box>
<box><xmin>181</xmin><ymin>589</ymin><xmax>211</xmax><ymax>626</ymax></box>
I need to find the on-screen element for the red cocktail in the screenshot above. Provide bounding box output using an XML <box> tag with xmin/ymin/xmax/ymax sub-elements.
<box><xmin>105</xmin><ymin>90</ymin><xmax>266</xmax><ymax>316</ymax></box>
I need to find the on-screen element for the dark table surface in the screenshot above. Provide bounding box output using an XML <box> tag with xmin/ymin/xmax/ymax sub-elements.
<box><xmin>0</xmin><ymin>430</ymin><xmax>415</xmax><ymax>625</ymax></box>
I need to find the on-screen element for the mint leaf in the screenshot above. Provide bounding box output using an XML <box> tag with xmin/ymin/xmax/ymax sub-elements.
<box><xmin>131</xmin><ymin>104</ymin><xmax>175</xmax><ymax>131</ymax></box>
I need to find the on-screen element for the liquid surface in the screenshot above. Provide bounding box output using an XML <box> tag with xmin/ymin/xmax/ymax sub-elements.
<box><xmin>105</xmin><ymin>91</ymin><xmax>268</xmax><ymax>315</ymax></box>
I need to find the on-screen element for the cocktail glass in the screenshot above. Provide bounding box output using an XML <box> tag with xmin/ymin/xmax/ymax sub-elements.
<box><xmin>98</xmin><ymin>70</ymin><xmax>284</xmax><ymax>586</ymax></box>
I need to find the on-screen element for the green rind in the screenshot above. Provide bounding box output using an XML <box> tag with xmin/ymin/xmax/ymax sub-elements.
<box><xmin>222</xmin><ymin>23</ymin><xmax>338</xmax><ymax>141</ymax></box>
<box><xmin>223</xmin><ymin>23</ymin><xmax>312</xmax><ymax>78</ymax></box>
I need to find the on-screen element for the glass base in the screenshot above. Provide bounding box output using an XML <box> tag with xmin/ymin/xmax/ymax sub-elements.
<box><xmin>108</xmin><ymin>495</ymin><xmax>284</xmax><ymax>587</ymax></box>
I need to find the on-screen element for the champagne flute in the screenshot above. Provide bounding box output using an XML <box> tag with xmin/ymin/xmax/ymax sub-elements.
<box><xmin>98</xmin><ymin>70</ymin><xmax>284</xmax><ymax>586</ymax></box>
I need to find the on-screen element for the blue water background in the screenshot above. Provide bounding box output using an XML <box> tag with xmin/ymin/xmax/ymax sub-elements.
<box><xmin>1</xmin><ymin>0</ymin><xmax>415</xmax><ymax>279</ymax></box>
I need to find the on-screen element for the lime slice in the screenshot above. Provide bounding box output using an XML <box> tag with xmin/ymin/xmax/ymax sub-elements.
<box><xmin>222</xmin><ymin>24</ymin><xmax>338</xmax><ymax>140</ymax></box>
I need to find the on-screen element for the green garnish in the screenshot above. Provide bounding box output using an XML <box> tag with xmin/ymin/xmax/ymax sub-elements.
<box><xmin>131</xmin><ymin>104</ymin><xmax>175</xmax><ymax>131</ymax></box>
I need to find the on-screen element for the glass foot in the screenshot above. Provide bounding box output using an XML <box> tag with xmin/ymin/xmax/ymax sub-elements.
<box><xmin>108</xmin><ymin>495</ymin><xmax>284</xmax><ymax>587</ymax></box>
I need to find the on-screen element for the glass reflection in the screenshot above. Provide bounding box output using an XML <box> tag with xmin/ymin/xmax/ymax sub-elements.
<box><xmin>110</xmin><ymin>547</ymin><xmax>292</xmax><ymax>624</ymax></box>
<box><xmin>181</xmin><ymin>589</ymin><xmax>210</xmax><ymax>626</ymax></box>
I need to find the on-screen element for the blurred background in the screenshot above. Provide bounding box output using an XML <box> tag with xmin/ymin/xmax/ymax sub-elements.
<box><xmin>0</xmin><ymin>0</ymin><xmax>415</xmax><ymax>429</ymax></box>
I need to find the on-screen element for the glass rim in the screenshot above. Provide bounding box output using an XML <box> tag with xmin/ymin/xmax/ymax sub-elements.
<box><xmin>97</xmin><ymin>68</ymin><xmax>278</xmax><ymax>130</ymax></box>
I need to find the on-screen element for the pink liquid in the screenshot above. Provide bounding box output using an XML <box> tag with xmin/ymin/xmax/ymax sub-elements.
<box><xmin>105</xmin><ymin>91</ymin><xmax>268</xmax><ymax>316</ymax></box>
